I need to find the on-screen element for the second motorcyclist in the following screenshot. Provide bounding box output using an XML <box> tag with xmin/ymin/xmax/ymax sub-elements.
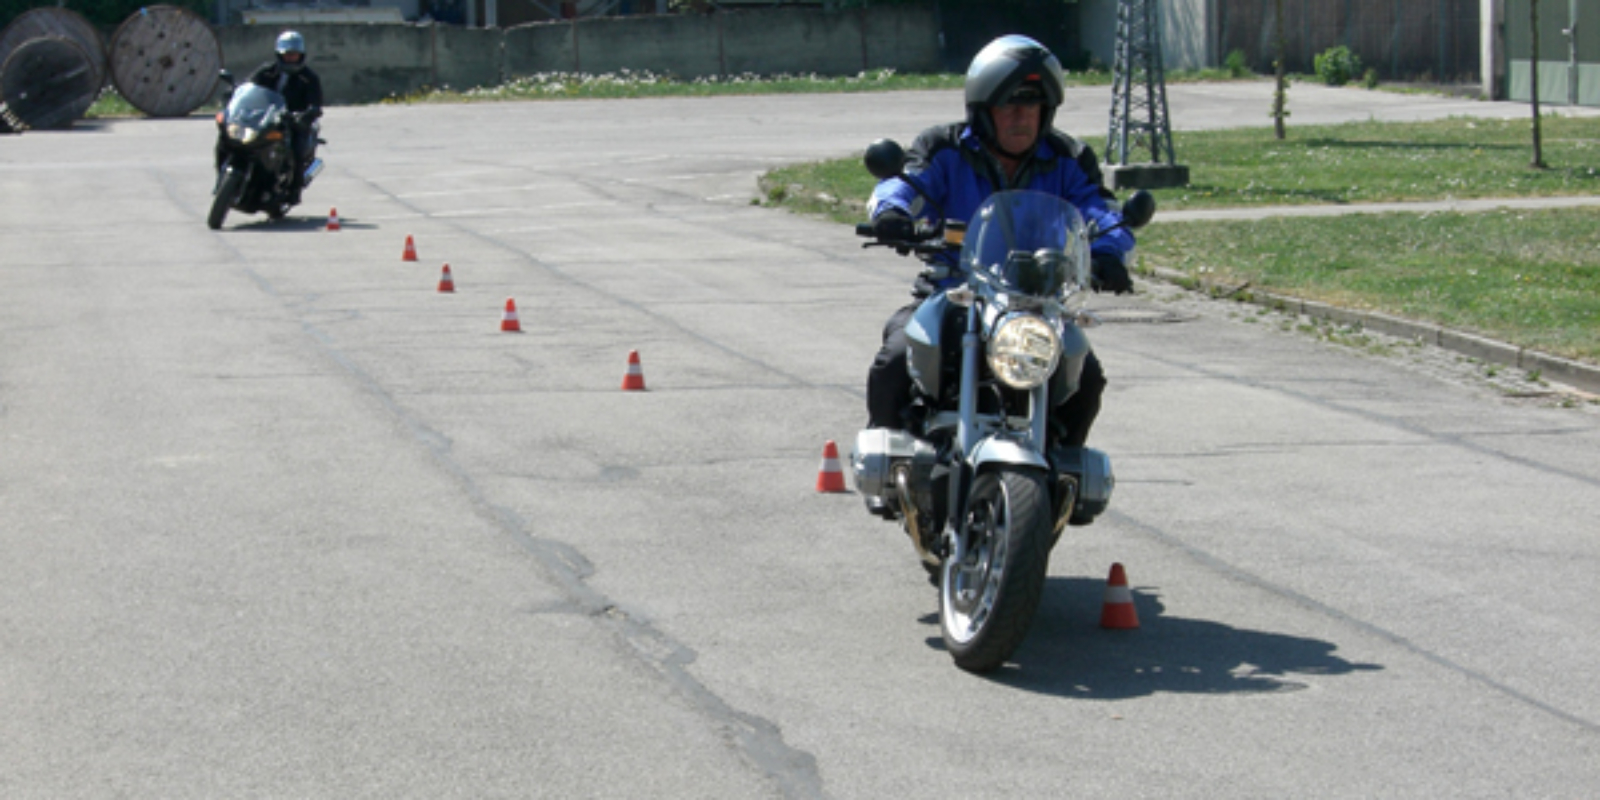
<box><xmin>247</xmin><ymin>31</ymin><xmax>323</xmax><ymax>205</ymax></box>
<box><xmin>865</xmin><ymin>34</ymin><xmax>1136</xmax><ymax>452</ymax></box>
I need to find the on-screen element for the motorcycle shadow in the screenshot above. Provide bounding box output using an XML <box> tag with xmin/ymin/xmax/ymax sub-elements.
<box><xmin>229</xmin><ymin>215</ymin><xmax>375</xmax><ymax>232</ymax></box>
<box><xmin>922</xmin><ymin>576</ymin><xmax>1382</xmax><ymax>697</ymax></box>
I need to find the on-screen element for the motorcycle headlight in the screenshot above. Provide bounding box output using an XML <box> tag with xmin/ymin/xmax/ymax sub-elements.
<box><xmin>988</xmin><ymin>313</ymin><xmax>1062</xmax><ymax>389</ymax></box>
<box><xmin>226</xmin><ymin>123</ymin><xmax>259</xmax><ymax>144</ymax></box>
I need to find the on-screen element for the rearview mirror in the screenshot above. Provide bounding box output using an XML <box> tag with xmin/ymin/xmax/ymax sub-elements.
<box><xmin>1120</xmin><ymin>190</ymin><xmax>1156</xmax><ymax>229</ymax></box>
<box><xmin>863</xmin><ymin>139</ymin><xmax>907</xmax><ymax>181</ymax></box>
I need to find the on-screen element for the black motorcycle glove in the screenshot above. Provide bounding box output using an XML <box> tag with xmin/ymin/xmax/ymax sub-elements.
<box><xmin>871</xmin><ymin>210</ymin><xmax>916</xmax><ymax>243</ymax></box>
<box><xmin>1090</xmin><ymin>253</ymin><xmax>1134</xmax><ymax>295</ymax></box>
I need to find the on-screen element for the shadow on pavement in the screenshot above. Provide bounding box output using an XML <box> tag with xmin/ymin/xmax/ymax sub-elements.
<box><xmin>921</xmin><ymin>576</ymin><xmax>1381</xmax><ymax>697</ymax></box>
<box><xmin>227</xmin><ymin>215</ymin><xmax>374</xmax><ymax>232</ymax></box>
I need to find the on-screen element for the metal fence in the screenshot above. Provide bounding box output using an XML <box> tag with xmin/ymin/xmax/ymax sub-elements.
<box><xmin>1217</xmin><ymin>0</ymin><xmax>1481</xmax><ymax>82</ymax></box>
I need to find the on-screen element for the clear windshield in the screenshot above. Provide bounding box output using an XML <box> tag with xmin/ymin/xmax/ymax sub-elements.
<box><xmin>225</xmin><ymin>83</ymin><xmax>286</xmax><ymax>129</ymax></box>
<box><xmin>959</xmin><ymin>191</ymin><xmax>1091</xmax><ymax>299</ymax></box>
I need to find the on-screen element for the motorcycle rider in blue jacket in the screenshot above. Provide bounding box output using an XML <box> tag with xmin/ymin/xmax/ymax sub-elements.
<box><xmin>865</xmin><ymin>34</ymin><xmax>1136</xmax><ymax>449</ymax></box>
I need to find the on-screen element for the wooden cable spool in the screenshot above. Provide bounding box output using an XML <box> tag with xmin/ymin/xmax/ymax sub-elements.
<box><xmin>109</xmin><ymin>5</ymin><xmax>223</xmax><ymax>118</ymax></box>
<box><xmin>0</xmin><ymin>36</ymin><xmax>100</xmax><ymax>131</ymax></box>
<box><xmin>0</xmin><ymin>7</ymin><xmax>108</xmax><ymax>90</ymax></box>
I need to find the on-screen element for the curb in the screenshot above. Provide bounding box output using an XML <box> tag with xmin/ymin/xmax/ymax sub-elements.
<box><xmin>1144</xmin><ymin>266</ymin><xmax>1600</xmax><ymax>396</ymax></box>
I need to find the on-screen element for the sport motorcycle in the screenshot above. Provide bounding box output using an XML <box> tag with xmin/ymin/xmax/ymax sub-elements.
<box><xmin>208</xmin><ymin>72</ymin><xmax>323</xmax><ymax>230</ymax></box>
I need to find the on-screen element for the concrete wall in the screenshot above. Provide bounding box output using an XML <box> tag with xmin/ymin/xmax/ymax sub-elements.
<box><xmin>723</xmin><ymin>8</ymin><xmax>861</xmax><ymax>75</ymax></box>
<box><xmin>219</xmin><ymin>5</ymin><xmax>940</xmax><ymax>105</ymax></box>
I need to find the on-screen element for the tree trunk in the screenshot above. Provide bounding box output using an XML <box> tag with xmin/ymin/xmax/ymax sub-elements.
<box><xmin>1531</xmin><ymin>0</ymin><xmax>1546</xmax><ymax>168</ymax></box>
<box><xmin>1273</xmin><ymin>0</ymin><xmax>1287</xmax><ymax>139</ymax></box>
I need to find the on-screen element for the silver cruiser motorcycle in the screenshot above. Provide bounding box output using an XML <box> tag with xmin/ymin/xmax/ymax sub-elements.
<box><xmin>850</xmin><ymin>140</ymin><xmax>1154</xmax><ymax>673</ymax></box>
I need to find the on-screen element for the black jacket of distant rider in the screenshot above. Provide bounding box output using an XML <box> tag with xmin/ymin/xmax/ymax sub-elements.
<box><xmin>248</xmin><ymin>61</ymin><xmax>323</xmax><ymax>120</ymax></box>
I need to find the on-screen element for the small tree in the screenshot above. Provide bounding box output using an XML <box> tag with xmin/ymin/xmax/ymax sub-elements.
<box><xmin>1529</xmin><ymin>0</ymin><xmax>1547</xmax><ymax>168</ymax></box>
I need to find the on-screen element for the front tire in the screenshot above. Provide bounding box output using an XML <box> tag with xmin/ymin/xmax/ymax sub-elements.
<box><xmin>940</xmin><ymin>469</ymin><xmax>1052</xmax><ymax>673</ymax></box>
<box><xmin>208</xmin><ymin>168</ymin><xmax>243</xmax><ymax>230</ymax></box>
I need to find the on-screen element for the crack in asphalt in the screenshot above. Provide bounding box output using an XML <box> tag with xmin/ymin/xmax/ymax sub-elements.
<box><xmin>1125</xmin><ymin>345</ymin><xmax>1600</xmax><ymax>493</ymax></box>
<box><xmin>180</xmin><ymin>162</ymin><xmax>832</xmax><ymax>800</ymax></box>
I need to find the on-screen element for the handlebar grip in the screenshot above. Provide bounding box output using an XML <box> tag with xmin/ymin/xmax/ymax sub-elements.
<box><xmin>855</xmin><ymin>223</ymin><xmax>875</xmax><ymax>238</ymax></box>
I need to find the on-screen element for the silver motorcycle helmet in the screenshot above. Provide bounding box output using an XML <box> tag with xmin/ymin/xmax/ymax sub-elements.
<box><xmin>275</xmin><ymin>30</ymin><xmax>307</xmax><ymax>73</ymax></box>
<box><xmin>964</xmin><ymin>35</ymin><xmax>1065</xmax><ymax>156</ymax></box>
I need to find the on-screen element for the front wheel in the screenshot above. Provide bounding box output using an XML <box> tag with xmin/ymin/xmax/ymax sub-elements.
<box><xmin>207</xmin><ymin>168</ymin><xmax>243</xmax><ymax>230</ymax></box>
<box><xmin>940</xmin><ymin>469</ymin><xmax>1052</xmax><ymax>673</ymax></box>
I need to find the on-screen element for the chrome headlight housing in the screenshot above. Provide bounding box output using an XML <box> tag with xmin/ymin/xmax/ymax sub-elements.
<box><xmin>988</xmin><ymin>313</ymin><xmax>1062</xmax><ymax>389</ymax></box>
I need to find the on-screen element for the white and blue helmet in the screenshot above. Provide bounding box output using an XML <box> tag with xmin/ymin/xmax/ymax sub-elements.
<box><xmin>275</xmin><ymin>31</ymin><xmax>307</xmax><ymax>73</ymax></box>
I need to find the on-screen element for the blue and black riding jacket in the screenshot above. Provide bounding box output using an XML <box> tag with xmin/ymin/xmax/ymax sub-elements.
<box><xmin>868</xmin><ymin>122</ymin><xmax>1135</xmax><ymax>293</ymax></box>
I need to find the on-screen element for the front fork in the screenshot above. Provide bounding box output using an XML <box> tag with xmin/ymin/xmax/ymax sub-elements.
<box><xmin>214</xmin><ymin>154</ymin><xmax>251</xmax><ymax>198</ymax></box>
<box><xmin>942</xmin><ymin>311</ymin><xmax>1052</xmax><ymax>566</ymax></box>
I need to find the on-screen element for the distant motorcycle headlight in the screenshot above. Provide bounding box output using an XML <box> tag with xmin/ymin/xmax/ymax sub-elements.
<box><xmin>226</xmin><ymin>123</ymin><xmax>259</xmax><ymax>144</ymax></box>
<box><xmin>988</xmin><ymin>313</ymin><xmax>1061</xmax><ymax>389</ymax></box>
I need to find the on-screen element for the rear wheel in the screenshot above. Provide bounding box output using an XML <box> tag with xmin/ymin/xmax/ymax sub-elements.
<box><xmin>940</xmin><ymin>469</ymin><xmax>1052</xmax><ymax>673</ymax></box>
<box><xmin>207</xmin><ymin>168</ymin><xmax>243</xmax><ymax>230</ymax></box>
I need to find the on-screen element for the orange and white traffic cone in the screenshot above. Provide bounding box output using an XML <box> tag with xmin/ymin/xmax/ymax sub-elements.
<box><xmin>816</xmin><ymin>440</ymin><xmax>847</xmax><ymax>493</ymax></box>
<box><xmin>402</xmin><ymin>235</ymin><xmax>418</xmax><ymax>261</ymax></box>
<box><xmin>326</xmin><ymin>207</ymin><xmax>340</xmax><ymax>231</ymax></box>
<box><xmin>437</xmin><ymin>263</ymin><xmax>455</xmax><ymax>293</ymax></box>
<box><xmin>500</xmin><ymin>298</ymin><xmax>521</xmax><ymax>332</ymax></box>
<box><xmin>1099</xmin><ymin>562</ymin><xmax>1139</xmax><ymax>630</ymax></box>
<box><xmin>621</xmin><ymin>350</ymin><xmax>646</xmax><ymax>391</ymax></box>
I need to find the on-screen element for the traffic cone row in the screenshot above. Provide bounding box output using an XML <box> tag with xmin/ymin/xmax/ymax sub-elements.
<box><xmin>335</xmin><ymin>223</ymin><xmax>858</xmax><ymax>501</ymax></box>
<box><xmin>329</xmin><ymin>212</ymin><xmax>1138</xmax><ymax>595</ymax></box>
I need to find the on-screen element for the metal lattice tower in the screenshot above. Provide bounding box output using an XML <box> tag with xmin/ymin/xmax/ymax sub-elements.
<box><xmin>1105</xmin><ymin>0</ymin><xmax>1188</xmax><ymax>189</ymax></box>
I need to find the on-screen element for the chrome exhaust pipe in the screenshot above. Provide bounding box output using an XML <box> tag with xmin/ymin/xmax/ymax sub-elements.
<box><xmin>302</xmin><ymin>158</ymin><xmax>323</xmax><ymax>186</ymax></box>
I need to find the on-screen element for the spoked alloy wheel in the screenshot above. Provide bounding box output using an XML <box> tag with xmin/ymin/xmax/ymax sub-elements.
<box><xmin>940</xmin><ymin>469</ymin><xmax>1052</xmax><ymax>673</ymax></box>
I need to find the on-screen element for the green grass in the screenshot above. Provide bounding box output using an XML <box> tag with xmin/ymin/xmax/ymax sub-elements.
<box><xmin>84</xmin><ymin>86</ymin><xmax>221</xmax><ymax>119</ymax></box>
<box><xmin>759</xmin><ymin>115</ymin><xmax>1600</xmax><ymax>217</ymax></box>
<box><xmin>1147</xmin><ymin>116</ymin><xmax>1600</xmax><ymax>210</ymax></box>
<box><xmin>757</xmin><ymin>113</ymin><xmax>1600</xmax><ymax>364</ymax></box>
<box><xmin>757</xmin><ymin>157</ymin><xmax>872</xmax><ymax>223</ymax></box>
<box><xmin>84</xmin><ymin>87</ymin><xmax>141</xmax><ymax>118</ymax></box>
<box><xmin>1138</xmin><ymin>208</ymin><xmax>1600</xmax><ymax>362</ymax></box>
<box><xmin>377</xmin><ymin>66</ymin><xmax>1247</xmax><ymax>105</ymax></box>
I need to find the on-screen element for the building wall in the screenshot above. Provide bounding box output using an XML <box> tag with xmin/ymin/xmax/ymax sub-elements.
<box><xmin>220</xmin><ymin>4</ymin><xmax>940</xmax><ymax>103</ymax></box>
<box><xmin>1080</xmin><ymin>0</ymin><xmax>1216</xmax><ymax>72</ymax></box>
<box><xmin>1502</xmin><ymin>0</ymin><xmax>1596</xmax><ymax>106</ymax></box>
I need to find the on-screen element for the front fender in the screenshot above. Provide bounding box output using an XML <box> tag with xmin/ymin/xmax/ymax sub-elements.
<box><xmin>967</xmin><ymin>436</ymin><xmax>1049</xmax><ymax>474</ymax></box>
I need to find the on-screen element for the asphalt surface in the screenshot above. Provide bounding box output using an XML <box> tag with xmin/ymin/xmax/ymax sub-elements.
<box><xmin>3</xmin><ymin>81</ymin><xmax>1599</xmax><ymax>798</ymax></box>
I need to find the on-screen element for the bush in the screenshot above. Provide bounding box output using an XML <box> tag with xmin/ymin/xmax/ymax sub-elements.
<box><xmin>1362</xmin><ymin>67</ymin><xmax>1380</xmax><ymax>89</ymax></box>
<box><xmin>1313</xmin><ymin>46</ymin><xmax>1363</xmax><ymax>87</ymax></box>
<box><xmin>1225</xmin><ymin>49</ymin><xmax>1251</xmax><ymax>78</ymax></box>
